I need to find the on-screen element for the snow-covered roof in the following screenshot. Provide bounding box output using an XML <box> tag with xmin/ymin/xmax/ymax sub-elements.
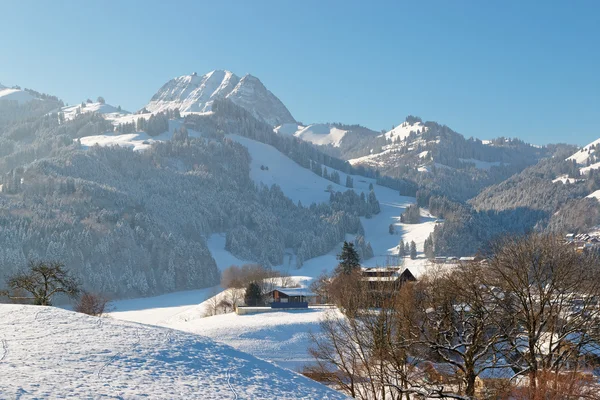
<box><xmin>270</xmin><ymin>287</ymin><xmax>317</xmax><ymax>297</ymax></box>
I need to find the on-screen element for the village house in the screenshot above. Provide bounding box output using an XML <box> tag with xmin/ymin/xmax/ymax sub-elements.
<box><xmin>361</xmin><ymin>266</ymin><xmax>416</xmax><ymax>290</ymax></box>
<box><xmin>266</xmin><ymin>287</ymin><xmax>318</xmax><ymax>308</ymax></box>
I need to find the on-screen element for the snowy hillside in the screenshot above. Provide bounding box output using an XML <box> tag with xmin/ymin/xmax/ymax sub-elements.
<box><xmin>106</xmin><ymin>132</ymin><xmax>438</xmax><ymax>372</ymax></box>
<box><xmin>61</xmin><ymin>101</ymin><xmax>129</xmax><ymax>121</ymax></box>
<box><xmin>146</xmin><ymin>70</ymin><xmax>295</xmax><ymax>126</ymax></box>
<box><xmin>0</xmin><ymin>305</ymin><xmax>346</xmax><ymax>399</ymax></box>
<box><xmin>380</xmin><ymin>120</ymin><xmax>427</xmax><ymax>141</ymax></box>
<box><xmin>567</xmin><ymin>138</ymin><xmax>600</xmax><ymax>174</ymax></box>
<box><xmin>0</xmin><ymin>87</ymin><xmax>36</xmax><ymax>104</ymax></box>
<box><xmin>78</xmin><ymin>119</ymin><xmax>201</xmax><ymax>151</ymax></box>
<box><xmin>277</xmin><ymin>123</ymin><xmax>348</xmax><ymax>147</ymax></box>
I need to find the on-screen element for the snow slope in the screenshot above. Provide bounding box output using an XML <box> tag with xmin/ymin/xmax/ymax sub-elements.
<box><xmin>78</xmin><ymin>119</ymin><xmax>202</xmax><ymax>151</ymax></box>
<box><xmin>227</xmin><ymin>134</ymin><xmax>436</xmax><ymax>274</ymax></box>
<box><xmin>293</xmin><ymin>124</ymin><xmax>348</xmax><ymax>147</ymax></box>
<box><xmin>61</xmin><ymin>101</ymin><xmax>129</xmax><ymax>121</ymax></box>
<box><xmin>275</xmin><ymin>123</ymin><xmax>349</xmax><ymax>147</ymax></box>
<box><xmin>167</xmin><ymin>307</ymin><xmax>338</xmax><ymax>371</ymax></box>
<box><xmin>146</xmin><ymin>70</ymin><xmax>295</xmax><ymax>126</ymax></box>
<box><xmin>0</xmin><ymin>88</ymin><xmax>35</xmax><ymax>104</ymax></box>
<box><xmin>567</xmin><ymin>138</ymin><xmax>600</xmax><ymax>166</ymax></box>
<box><xmin>0</xmin><ymin>305</ymin><xmax>345</xmax><ymax>399</ymax></box>
<box><xmin>380</xmin><ymin>120</ymin><xmax>427</xmax><ymax>141</ymax></box>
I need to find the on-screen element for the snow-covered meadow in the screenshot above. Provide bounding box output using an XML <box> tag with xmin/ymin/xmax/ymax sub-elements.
<box><xmin>0</xmin><ymin>305</ymin><xmax>347</xmax><ymax>399</ymax></box>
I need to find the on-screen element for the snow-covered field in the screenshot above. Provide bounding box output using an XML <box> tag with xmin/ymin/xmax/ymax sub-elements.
<box><xmin>0</xmin><ymin>305</ymin><xmax>346</xmax><ymax>399</ymax></box>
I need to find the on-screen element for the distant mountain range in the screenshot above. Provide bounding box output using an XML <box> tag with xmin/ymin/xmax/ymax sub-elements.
<box><xmin>0</xmin><ymin>68</ymin><xmax>598</xmax><ymax>291</ymax></box>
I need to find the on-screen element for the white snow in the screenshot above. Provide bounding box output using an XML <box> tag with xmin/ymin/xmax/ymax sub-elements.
<box><xmin>380</xmin><ymin>121</ymin><xmax>427</xmax><ymax>141</ymax></box>
<box><xmin>552</xmin><ymin>175</ymin><xmax>585</xmax><ymax>184</ymax></box>
<box><xmin>0</xmin><ymin>88</ymin><xmax>35</xmax><ymax>104</ymax></box>
<box><xmin>61</xmin><ymin>102</ymin><xmax>129</xmax><ymax>121</ymax></box>
<box><xmin>587</xmin><ymin>190</ymin><xmax>600</xmax><ymax>200</ymax></box>
<box><xmin>0</xmin><ymin>305</ymin><xmax>345</xmax><ymax>399</ymax></box>
<box><xmin>292</xmin><ymin>124</ymin><xmax>348</xmax><ymax>147</ymax></box>
<box><xmin>274</xmin><ymin>123</ymin><xmax>305</xmax><ymax>135</ymax></box>
<box><xmin>167</xmin><ymin>307</ymin><xmax>338</xmax><ymax>371</ymax></box>
<box><xmin>567</xmin><ymin>138</ymin><xmax>600</xmax><ymax>166</ymax></box>
<box><xmin>146</xmin><ymin>70</ymin><xmax>295</xmax><ymax>126</ymax></box>
<box><xmin>581</xmin><ymin>161</ymin><xmax>600</xmax><ymax>174</ymax></box>
<box><xmin>78</xmin><ymin>120</ymin><xmax>202</xmax><ymax>151</ymax></box>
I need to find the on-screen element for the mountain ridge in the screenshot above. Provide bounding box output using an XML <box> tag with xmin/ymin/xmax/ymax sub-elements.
<box><xmin>146</xmin><ymin>70</ymin><xmax>296</xmax><ymax>126</ymax></box>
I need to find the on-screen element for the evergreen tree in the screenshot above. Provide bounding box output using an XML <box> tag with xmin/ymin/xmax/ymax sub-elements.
<box><xmin>335</xmin><ymin>241</ymin><xmax>361</xmax><ymax>275</ymax></box>
<box><xmin>410</xmin><ymin>241</ymin><xmax>417</xmax><ymax>260</ymax></box>
<box><xmin>345</xmin><ymin>175</ymin><xmax>354</xmax><ymax>188</ymax></box>
<box><xmin>368</xmin><ymin>190</ymin><xmax>381</xmax><ymax>215</ymax></box>
<box><xmin>244</xmin><ymin>281</ymin><xmax>263</xmax><ymax>306</ymax></box>
<box><xmin>388</xmin><ymin>223</ymin><xmax>395</xmax><ymax>235</ymax></box>
<box><xmin>398</xmin><ymin>241</ymin><xmax>405</xmax><ymax>257</ymax></box>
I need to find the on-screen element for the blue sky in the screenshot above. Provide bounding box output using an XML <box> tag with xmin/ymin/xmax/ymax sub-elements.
<box><xmin>1</xmin><ymin>1</ymin><xmax>598</xmax><ymax>145</ymax></box>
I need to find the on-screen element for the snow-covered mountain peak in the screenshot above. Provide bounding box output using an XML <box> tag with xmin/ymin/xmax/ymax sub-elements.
<box><xmin>146</xmin><ymin>70</ymin><xmax>295</xmax><ymax>126</ymax></box>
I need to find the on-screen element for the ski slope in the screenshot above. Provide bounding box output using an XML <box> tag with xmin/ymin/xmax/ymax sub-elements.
<box><xmin>0</xmin><ymin>305</ymin><xmax>346</xmax><ymax>399</ymax></box>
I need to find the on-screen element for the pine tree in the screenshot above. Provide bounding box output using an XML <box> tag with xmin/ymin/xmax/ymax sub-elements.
<box><xmin>335</xmin><ymin>241</ymin><xmax>361</xmax><ymax>275</ymax></box>
<box><xmin>389</xmin><ymin>224</ymin><xmax>395</xmax><ymax>235</ymax></box>
<box><xmin>398</xmin><ymin>241</ymin><xmax>405</xmax><ymax>257</ymax></box>
<box><xmin>244</xmin><ymin>281</ymin><xmax>263</xmax><ymax>306</ymax></box>
<box><xmin>410</xmin><ymin>241</ymin><xmax>417</xmax><ymax>260</ymax></box>
<box><xmin>345</xmin><ymin>175</ymin><xmax>353</xmax><ymax>188</ymax></box>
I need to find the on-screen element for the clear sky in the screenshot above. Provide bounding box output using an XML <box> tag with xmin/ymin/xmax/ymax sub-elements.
<box><xmin>1</xmin><ymin>1</ymin><xmax>598</xmax><ymax>145</ymax></box>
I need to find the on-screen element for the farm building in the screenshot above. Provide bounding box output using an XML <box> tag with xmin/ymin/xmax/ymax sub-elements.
<box><xmin>267</xmin><ymin>288</ymin><xmax>318</xmax><ymax>308</ymax></box>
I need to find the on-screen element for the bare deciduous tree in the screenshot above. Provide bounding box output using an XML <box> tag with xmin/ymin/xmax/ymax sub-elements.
<box><xmin>5</xmin><ymin>261</ymin><xmax>80</xmax><ymax>306</ymax></box>
<box><xmin>486</xmin><ymin>234</ymin><xmax>600</xmax><ymax>397</ymax></box>
<box><xmin>74</xmin><ymin>292</ymin><xmax>110</xmax><ymax>316</ymax></box>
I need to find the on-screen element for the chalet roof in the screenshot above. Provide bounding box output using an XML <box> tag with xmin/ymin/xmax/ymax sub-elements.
<box><xmin>269</xmin><ymin>287</ymin><xmax>317</xmax><ymax>297</ymax></box>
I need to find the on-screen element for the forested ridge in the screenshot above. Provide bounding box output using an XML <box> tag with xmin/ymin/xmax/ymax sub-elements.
<box><xmin>0</xmin><ymin>97</ymin><xmax>378</xmax><ymax>298</ymax></box>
